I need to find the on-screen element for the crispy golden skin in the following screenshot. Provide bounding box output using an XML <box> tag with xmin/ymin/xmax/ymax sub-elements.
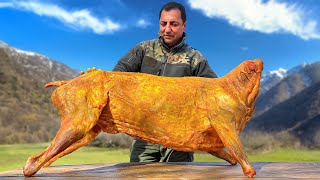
<box><xmin>23</xmin><ymin>59</ymin><xmax>263</xmax><ymax>178</ymax></box>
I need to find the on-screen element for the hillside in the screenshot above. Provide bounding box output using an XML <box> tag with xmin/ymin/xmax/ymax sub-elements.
<box><xmin>254</xmin><ymin>62</ymin><xmax>320</xmax><ymax>117</ymax></box>
<box><xmin>247</xmin><ymin>81</ymin><xmax>320</xmax><ymax>147</ymax></box>
<box><xmin>0</xmin><ymin>41</ymin><xmax>78</xmax><ymax>144</ymax></box>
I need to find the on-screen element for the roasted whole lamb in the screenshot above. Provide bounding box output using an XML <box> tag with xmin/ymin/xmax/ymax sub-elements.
<box><xmin>23</xmin><ymin>59</ymin><xmax>263</xmax><ymax>178</ymax></box>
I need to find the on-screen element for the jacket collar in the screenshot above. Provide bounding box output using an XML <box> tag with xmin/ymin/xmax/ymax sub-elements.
<box><xmin>158</xmin><ymin>32</ymin><xmax>186</xmax><ymax>52</ymax></box>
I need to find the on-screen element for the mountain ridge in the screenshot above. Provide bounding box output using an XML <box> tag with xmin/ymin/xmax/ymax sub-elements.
<box><xmin>254</xmin><ymin>61</ymin><xmax>320</xmax><ymax>117</ymax></box>
<box><xmin>247</xmin><ymin>81</ymin><xmax>320</xmax><ymax>147</ymax></box>
<box><xmin>0</xmin><ymin>41</ymin><xmax>78</xmax><ymax>144</ymax></box>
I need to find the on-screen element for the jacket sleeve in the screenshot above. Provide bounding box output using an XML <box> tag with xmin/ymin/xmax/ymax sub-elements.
<box><xmin>113</xmin><ymin>44</ymin><xmax>144</xmax><ymax>72</ymax></box>
<box><xmin>191</xmin><ymin>52</ymin><xmax>218</xmax><ymax>78</ymax></box>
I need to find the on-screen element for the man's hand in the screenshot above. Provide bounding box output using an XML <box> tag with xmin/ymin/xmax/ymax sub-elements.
<box><xmin>80</xmin><ymin>67</ymin><xmax>99</xmax><ymax>75</ymax></box>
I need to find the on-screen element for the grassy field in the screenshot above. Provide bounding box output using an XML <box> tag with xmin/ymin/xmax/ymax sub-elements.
<box><xmin>1</xmin><ymin>143</ymin><xmax>320</xmax><ymax>172</ymax></box>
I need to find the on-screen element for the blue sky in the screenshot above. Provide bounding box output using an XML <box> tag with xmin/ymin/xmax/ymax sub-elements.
<box><xmin>0</xmin><ymin>0</ymin><xmax>320</xmax><ymax>76</ymax></box>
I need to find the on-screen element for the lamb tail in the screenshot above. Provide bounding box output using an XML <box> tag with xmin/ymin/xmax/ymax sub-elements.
<box><xmin>44</xmin><ymin>80</ymin><xmax>69</xmax><ymax>88</ymax></box>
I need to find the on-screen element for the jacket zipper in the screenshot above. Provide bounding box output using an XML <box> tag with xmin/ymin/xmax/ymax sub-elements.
<box><xmin>159</xmin><ymin>39</ymin><xmax>182</xmax><ymax>76</ymax></box>
<box><xmin>127</xmin><ymin>49</ymin><xmax>138</xmax><ymax>62</ymax></box>
<box><xmin>161</xmin><ymin>57</ymin><xmax>168</xmax><ymax>76</ymax></box>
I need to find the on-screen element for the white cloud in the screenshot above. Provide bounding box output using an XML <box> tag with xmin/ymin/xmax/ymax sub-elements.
<box><xmin>137</xmin><ymin>19</ymin><xmax>150</xmax><ymax>28</ymax></box>
<box><xmin>241</xmin><ymin>47</ymin><xmax>249</xmax><ymax>51</ymax></box>
<box><xmin>188</xmin><ymin>0</ymin><xmax>320</xmax><ymax>40</ymax></box>
<box><xmin>0</xmin><ymin>2</ymin><xmax>13</xmax><ymax>8</ymax></box>
<box><xmin>0</xmin><ymin>1</ymin><xmax>122</xmax><ymax>34</ymax></box>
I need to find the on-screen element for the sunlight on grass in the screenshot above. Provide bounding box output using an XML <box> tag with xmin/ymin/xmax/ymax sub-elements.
<box><xmin>0</xmin><ymin>143</ymin><xmax>129</xmax><ymax>172</ymax></box>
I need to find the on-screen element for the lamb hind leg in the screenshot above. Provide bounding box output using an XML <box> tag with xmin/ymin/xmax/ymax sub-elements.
<box><xmin>209</xmin><ymin>148</ymin><xmax>237</xmax><ymax>165</ymax></box>
<box><xmin>212</xmin><ymin>122</ymin><xmax>256</xmax><ymax>178</ymax></box>
<box><xmin>23</xmin><ymin>122</ymin><xmax>91</xmax><ymax>177</ymax></box>
<box><xmin>43</xmin><ymin>125</ymin><xmax>102</xmax><ymax>167</ymax></box>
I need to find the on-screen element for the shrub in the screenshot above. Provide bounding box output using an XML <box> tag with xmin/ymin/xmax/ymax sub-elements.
<box><xmin>314</xmin><ymin>130</ymin><xmax>320</xmax><ymax>148</ymax></box>
<box><xmin>241</xmin><ymin>131</ymin><xmax>303</xmax><ymax>153</ymax></box>
<box><xmin>90</xmin><ymin>133</ymin><xmax>133</xmax><ymax>148</ymax></box>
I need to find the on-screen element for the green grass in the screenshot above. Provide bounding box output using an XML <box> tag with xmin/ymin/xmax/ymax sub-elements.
<box><xmin>195</xmin><ymin>149</ymin><xmax>320</xmax><ymax>162</ymax></box>
<box><xmin>1</xmin><ymin>144</ymin><xmax>320</xmax><ymax>172</ymax></box>
<box><xmin>0</xmin><ymin>143</ymin><xmax>129</xmax><ymax>172</ymax></box>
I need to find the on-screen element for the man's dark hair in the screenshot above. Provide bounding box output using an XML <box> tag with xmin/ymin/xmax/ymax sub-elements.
<box><xmin>159</xmin><ymin>2</ymin><xmax>186</xmax><ymax>23</ymax></box>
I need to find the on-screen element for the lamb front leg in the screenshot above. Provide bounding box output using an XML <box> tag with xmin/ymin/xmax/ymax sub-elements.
<box><xmin>212</xmin><ymin>121</ymin><xmax>256</xmax><ymax>178</ymax></box>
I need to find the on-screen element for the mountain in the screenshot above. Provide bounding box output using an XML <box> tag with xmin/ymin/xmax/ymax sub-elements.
<box><xmin>0</xmin><ymin>41</ymin><xmax>77</xmax><ymax>83</ymax></box>
<box><xmin>247</xmin><ymin>81</ymin><xmax>320</xmax><ymax>147</ymax></box>
<box><xmin>246</xmin><ymin>62</ymin><xmax>320</xmax><ymax>148</ymax></box>
<box><xmin>0</xmin><ymin>41</ymin><xmax>78</xmax><ymax>144</ymax></box>
<box><xmin>254</xmin><ymin>62</ymin><xmax>320</xmax><ymax>117</ymax></box>
<box><xmin>260</xmin><ymin>67</ymin><xmax>287</xmax><ymax>95</ymax></box>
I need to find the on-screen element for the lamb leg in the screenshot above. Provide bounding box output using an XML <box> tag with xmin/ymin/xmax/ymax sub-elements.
<box><xmin>208</xmin><ymin>148</ymin><xmax>237</xmax><ymax>165</ymax></box>
<box><xmin>24</xmin><ymin>71</ymin><xmax>110</xmax><ymax>176</ymax></box>
<box><xmin>212</xmin><ymin>121</ymin><xmax>256</xmax><ymax>178</ymax></box>
<box><xmin>23</xmin><ymin>121</ymin><xmax>86</xmax><ymax>177</ymax></box>
<box><xmin>43</xmin><ymin>125</ymin><xmax>101</xmax><ymax>167</ymax></box>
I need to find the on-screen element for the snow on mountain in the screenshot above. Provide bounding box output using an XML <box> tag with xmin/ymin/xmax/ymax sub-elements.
<box><xmin>255</xmin><ymin>61</ymin><xmax>320</xmax><ymax>117</ymax></box>
<box><xmin>287</xmin><ymin>62</ymin><xmax>313</xmax><ymax>87</ymax></box>
<box><xmin>260</xmin><ymin>68</ymin><xmax>288</xmax><ymax>95</ymax></box>
<box><xmin>0</xmin><ymin>40</ymin><xmax>78</xmax><ymax>83</ymax></box>
<box><xmin>259</xmin><ymin>62</ymin><xmax>319</xmax><ymax>95</ymax></box>
<box><xmin>261</xmin><ymin>68</ymin><xmax>287</xmax><ymax>83</ymax></box>
<box><xmin>15</xmin><ymin>48</ymin><xmax>45</xmax><ymax>58</ymax></box>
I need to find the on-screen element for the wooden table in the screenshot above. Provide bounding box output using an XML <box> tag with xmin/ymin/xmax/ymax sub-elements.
<box><xmin>1</xmin><ymin>162</ymin><xmax>319</xmax><ymax>179</ymax></box>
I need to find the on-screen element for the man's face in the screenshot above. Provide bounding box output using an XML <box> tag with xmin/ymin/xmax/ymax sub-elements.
<box><xmin>159</xmin><ymin>8</ymin><xmax>186</xmax><ymax>47</ymax></box>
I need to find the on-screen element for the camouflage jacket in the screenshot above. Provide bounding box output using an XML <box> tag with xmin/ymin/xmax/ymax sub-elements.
<box><xmin>113</xmin><ymin>33</ymin><xmax>217</xmax><ymax>78</ymax></box>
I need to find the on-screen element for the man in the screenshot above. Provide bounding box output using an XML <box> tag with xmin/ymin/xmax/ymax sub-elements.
<box><xmin>113</xmin><ymin>2</ymin><xmax>217</xmax><ymax>162</ymax></box>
